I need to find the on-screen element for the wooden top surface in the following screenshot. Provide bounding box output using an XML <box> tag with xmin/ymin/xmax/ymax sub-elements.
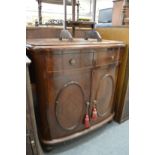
<box><xmin>27</xmin><ymin>38</ymin><xmax>125</xmax><ymax>49</ymax></box>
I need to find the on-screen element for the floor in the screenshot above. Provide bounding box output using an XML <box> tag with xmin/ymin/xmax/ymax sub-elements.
<box><xmin>44</xmin><ymin>120</ymin><xmax>129</xmax><ymax>155</ymax></box>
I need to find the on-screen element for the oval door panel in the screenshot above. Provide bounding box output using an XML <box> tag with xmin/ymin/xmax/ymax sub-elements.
<box><xmin>96</xmin><ymin>74</ymin><xmax>114</xmax><ymax>117</ymax></box>
<box><xmin>56</xmin><ymin>82</ymin><xmax>85</xmax><ymax>131</ymax></box>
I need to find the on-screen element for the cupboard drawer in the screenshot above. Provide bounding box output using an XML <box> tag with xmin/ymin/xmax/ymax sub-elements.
<box><xmin>95</xmin><ymin>48</ymin><xmax>120</xmax><ymax>66</ymax></box>
<box><xmin>46</xmin><ymin>50</ymin><xmax>93</xmax><ymax>72</ymax></box>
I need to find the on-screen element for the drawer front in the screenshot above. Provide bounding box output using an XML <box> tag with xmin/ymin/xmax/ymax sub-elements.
<box><xmin>46</xmin><ymin>49</ymin><xmax>93</xmax><ymax>72</ymax></box>
<box><xmin>95</xmin><ymin>48</ymin><xmax>120</xmax><ymax>66</ymax></box>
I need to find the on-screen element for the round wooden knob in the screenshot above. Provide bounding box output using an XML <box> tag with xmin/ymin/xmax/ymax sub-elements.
<box><xmin>86</xmin><ymin>101</ymin><xmax>90</xmax><ymax>106</ymax></box>
<box><xmin>111</xmin><ymin>56</ymin><xmax>115</xmax><ymax>60</ymax></box>
<box><xmin>31</xmin><ymin>140</ymin><xmax>35</xmax><ymax>145</ymax></box>
<box><xmin>93</xmin><ymin>100</ymin><xmax>97</xmax><ymax>104</ymax></box>
<box><xmin>69</xmin><ymin>59</ymin><xmax>76</xmax><ymax>65</ymax></box>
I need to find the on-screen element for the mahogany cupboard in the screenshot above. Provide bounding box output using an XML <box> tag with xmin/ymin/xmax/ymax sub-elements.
<box><xmin>26</xmin><ymin>38</ymin><xmax>125</xmax><ymax>149</ymax></box>
<box><xmin>96</xmin><ymin>27</ymin><xmax>129</xmax><ymax>123</ymax></box>
<box><xmin>26</xmin><ymin>58</ymin><xmax>42</xmax><ymax>155</ymax></box>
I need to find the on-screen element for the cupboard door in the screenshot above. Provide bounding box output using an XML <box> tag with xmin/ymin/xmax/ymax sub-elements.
<box><xmin>55</xmin><ymin>81</ymin><xmax>85</xmax><ymax>131</ymax></box>
<box><xmin>46</xmin><ymin>69</ymin><xmax>91</xmax><ymax>139</ymax></box>
<box><xmin>90</xmin><ymin>64</ymin><xmax>118</xmax><ymax>121</ymax></box>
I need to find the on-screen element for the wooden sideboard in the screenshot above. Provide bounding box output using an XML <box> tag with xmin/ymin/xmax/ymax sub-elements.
<box><xmin>27</xmin><ymin>38</ymin><xmax>125</xmax><ymax>150</ymax></box>
<box><xmin>96</xmin><ymin>27</ymin><xmax>129</xmax><ymax>123</ymax></box>
<box><xmin>26</xmin><ymin>58</ymin><xmax>42</xmax><ymax>155</ymax></box>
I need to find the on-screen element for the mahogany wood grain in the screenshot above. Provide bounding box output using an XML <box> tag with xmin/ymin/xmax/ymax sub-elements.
<box><xmin>27</xmin><ymin>38</ymin><xmax>125</xmax><ymax>149</ymax></box>
<box><xmin>26</xmin><ymin>60</ymin><xmax>42</xmax><ymax>155</ymax></box>
<box><xmin>26</xmin><ymin>27</ymin><xmax>91</xmax><ymax>39</ymax></box>
<box><xmin>96</xmin><ymin>27</ymin><xmax>129</xmax><ymax>123</ymax></box>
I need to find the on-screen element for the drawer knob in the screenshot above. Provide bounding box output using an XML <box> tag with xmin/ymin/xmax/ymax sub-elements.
<box><xmin>31</xmin><ymin>140</ymin><xmax>35</xmax><ymax>145</ymax></box>
<box><xmin>69</xmin><ymin>59</ymin><xmax>76</xmax><ymax>65</ymax></box>
<box><xmin>86</xmin><ymin>101</ymin><xmax>90</xmax><ymax>106</ymax></box>
<box><xmin>93</xmin><ymin>100</ymin><xmax>97</xmax><ymax>105</ymax></box>
<box><xmin>111</xmin><ymin>56</ymin><xmax>115</xmax><ymax>60</ymax></box>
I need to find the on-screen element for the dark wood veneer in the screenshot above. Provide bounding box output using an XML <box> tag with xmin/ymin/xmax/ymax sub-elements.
<box><xmin>27</xmin><ymin>38</ymin><xmax>125</xmax><ymax>149</ymax></box>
